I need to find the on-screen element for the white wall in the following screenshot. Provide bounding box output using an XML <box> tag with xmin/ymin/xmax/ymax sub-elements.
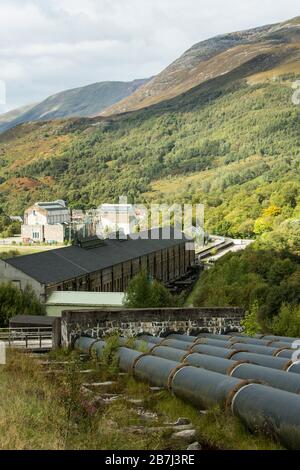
<box><xmin>28</xmin><ymin>212</ymin><xmax>47</xmax><ymax>225</ymax></box>
<box><xmin>0</xmin><ymin>260</ymin><xmax>45</xmax><ymax>301</ymax></box>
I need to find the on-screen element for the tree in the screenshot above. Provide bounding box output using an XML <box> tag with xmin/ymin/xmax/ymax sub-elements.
<box><xmin>124</xmin><ymin>271</ymin><xmax>180</xmax><ymax>308</ymax></box>
<box><xmin>0</xmin><ymin>283</ymin><xmax>45</xmax><ymax>327</ymax></box>
<box><xmin>240</xmin><ymin>301</ymin><xmax>261</xmax><ymax>336</ymax></box>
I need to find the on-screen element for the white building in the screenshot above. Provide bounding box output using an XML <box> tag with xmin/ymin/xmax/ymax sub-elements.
<box><xmin>22</xmin><ymin>200</ymin><xmax>70</xmax><ymax>244</ymax></box>
<box><xmin>99</xmin><ymin>203</ymin><xmax>137</xmax><ymax>236</ymax></box>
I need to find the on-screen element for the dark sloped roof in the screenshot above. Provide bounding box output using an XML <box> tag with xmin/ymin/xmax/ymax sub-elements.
<box><xmin>5</xmin><ymin>229</ymin><xmax>190</xmax><ymax>285</ymax></box>
<box><xmin>9</xmin><ymin>315</ymin><xmax>57</xmax><ymax>327</ymax></box>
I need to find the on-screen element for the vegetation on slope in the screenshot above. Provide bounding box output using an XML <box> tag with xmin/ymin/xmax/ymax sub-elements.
<box><xmin>192</xmin><ymin>247</ymin><xmax>300</xmax><ymax>334</ymax></box>
<box><xmin>0</xmin><ymin>66</ymin><xmax>299</xmax><ymax>251</ymax></box>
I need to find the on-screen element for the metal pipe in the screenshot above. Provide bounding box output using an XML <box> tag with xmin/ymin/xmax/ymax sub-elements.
<box><xmin>133</xmin><ymin>355</ymin><xmax>179</xmax><ymax>388</ymax></box>
<box><xmin>142</xmin><ymin>339</ymin><xmax>298</xmax><ymax>374</ymax></box>
<box><xmin>275</xmin><ymin>349</ymin><xmax>295</xmax><ymax>359</ymax></box>
<box><xmin>196</xmin><ymin>333</ymin><xmax>235</xmax><ymax>341</ymax></box>
<box><xmin>184</xmin><ymin>352</ymin><xmax>245</xmax><ymax>375</ymax></box>
<box><xmin>231</xmin><ymin>351</ymin><xmax>294</xmax><ymax>371</ymax></box>
<box><xmin>228</xmin><ymin>337</ymin><xmax>273</xmax><ymax>346</ymax></box>
<box><xmin>230</xmin><ymin>342</ymin><xmax>289</xmax><ymax>357</ymax></box>
<box><xmin>118</xmin><ymin>337</ymin><xmax>157</xmax><ymax>352</ymax></box>
<box><xmin>191</xmin><ymin>343</ymin><xmax>245</xmax><ymax>359</ymax></box>
<box><xmin>171</xmin><ymin>366</ymin><xmax>252</xmax><ymax>409</ymax></box>
<box><xmin>268</xmin><ymin>340</ymin><xmax>296</xmax><ymax>349</ymax></box>
<box><xmin>74</xmin><ymin>336</ymin><xmax>300</xmax><ymax>449</ymax></box>
<box><xmin>138</xmin><ymin>335</ymin><xmax>162</xmax><ymax>344</ymax></box>
<box><xmin>167</xmin><ymin>334</ymin><xmax>197</xmax><ymax>343</ymax></box>
<box><xmin>261</xmin><ymin>335</ymin><xmax>300</xmax><ymax>343</ymax></box>
<box><xmin>74</xmin><ymin>336</ymin><xmax>102</xmax><ymax>354</ymax></box>
<box><xmin>195</xmin><ymin>338</ymin><xmax>234</xmax><ymax>348</ymax></box>
<box><xmin>152</xmin><ymin>346</ymin><xmax>300</xmax><ymax>394</ymax></box>
<box><xmin>287</xmin><ymin>362</ymin><xmax>300</xmax><ymax>374</ymax></box>
<box><xmin>160</xmin><ymin>338</ymin><xmax>192</xmax><ymax>351</ymax></box>
<box><xmin>231</xmin><ymin>384</ymin><xmax>300</xmax><ymax>450</ymax></box>
<box><xmin>151</xmin><ymin>345</ymin><xmax>188</xmax><ymax>362</ymax></box>
<box><xmin>229</xmin><ymin>362</ymin><xmax>300</xmax><ymax>394</ymax></box>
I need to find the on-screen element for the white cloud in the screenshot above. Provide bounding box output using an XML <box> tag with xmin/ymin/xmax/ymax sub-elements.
<box><xmin>0</xmin><ymin>0</ymin><xmax>299</xmax><ymax>111</ymax></box>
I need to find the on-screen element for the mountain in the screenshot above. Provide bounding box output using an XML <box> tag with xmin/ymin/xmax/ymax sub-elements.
<box><xmin>103</xmin><ymin>17</ymin><xmax>300</xmax><ymax>115</ymax></box>
<box><xmin>0</xmin><ymin>104</ymin><xmax>36</xmax><ymax>133</ymax></box>
<box><xmin>0</xmin><ymin>17</ymin><xmax>299</xmax><ymax>253</ymax></box>
<box><xmin>0</xmin><ymin>78</ymin><xmax>150</xmax><ymax>133</ymax></box>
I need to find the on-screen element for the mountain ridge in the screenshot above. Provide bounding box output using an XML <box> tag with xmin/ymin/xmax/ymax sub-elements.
<box><xmin>102</xmin><ymin>17</ymin><xmax>300</xmax><ymax>115</ymax></box>
<box><xmin>0</xmin><ymin>78</ymin><xmax>150</xmax><ymax>134</ymax></box>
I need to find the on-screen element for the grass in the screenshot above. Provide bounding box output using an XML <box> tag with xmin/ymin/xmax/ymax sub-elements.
<box><xmin>0</xmin><ymin>245</ymin><xmax>62</xmax><ymax>257</ymax></box>
<box><xmin>0</xmin><ymin>348</ymin><xmax>283</xmax><ymax>450</ymax></box>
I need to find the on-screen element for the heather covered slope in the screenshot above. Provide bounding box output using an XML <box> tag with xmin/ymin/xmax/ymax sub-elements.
<box><xmin>103</xmin><ymin>17</ymin><xmax>300</xmax><ymax>115</ymax></box>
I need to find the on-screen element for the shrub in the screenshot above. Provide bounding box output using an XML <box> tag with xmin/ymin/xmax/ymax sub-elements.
<box><xmin>0</xmin><ymin>283</ymin><xmax>45</xmax><ymax>327</ymax></box>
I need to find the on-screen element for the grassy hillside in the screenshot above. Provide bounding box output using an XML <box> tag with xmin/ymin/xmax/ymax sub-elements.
<box><xmin>0</xmin><ymin>28</ymin><xmax>299</xmax><ymax>253</ymax></box>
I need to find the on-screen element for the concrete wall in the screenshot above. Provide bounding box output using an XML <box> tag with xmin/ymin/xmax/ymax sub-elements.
<box><xmin>0</xmin><ymin>259</ymin><xmax>45</xmax><ymax>301</ymax></box>
<box><xmin>61</xmin><ymin>307</ymin><xmax>244</xmax><ymax>347</ymax></box>
<box><xmin>44</xmin><ymin>224</ymin><xmax>65</xmax><ymax>243</ymax></box>
<box><xmin>22</xmin><ymin>224</ymin><xmax>44</xmax><ymax>242</ymax></box>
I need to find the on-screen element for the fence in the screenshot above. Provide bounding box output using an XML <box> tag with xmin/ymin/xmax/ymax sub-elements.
<box><xmin>0</xmin><ymin>327</ymin><xmax>53</xmax><ymax>350</ymax></box>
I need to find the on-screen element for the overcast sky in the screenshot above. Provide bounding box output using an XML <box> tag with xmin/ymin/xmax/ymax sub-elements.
<box><xmin>0</xmin><ymin>0</ymin><xmax>299</xmax><ymax>112</ymax></box>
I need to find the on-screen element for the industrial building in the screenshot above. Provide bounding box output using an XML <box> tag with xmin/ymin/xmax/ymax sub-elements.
<box><xmin>45</xmin><ymin>291</ymin><xmax>125</xmax><ymax>317</ymax></box>
<box><xmin>21</xmin><ymin>200</ymin><xmax>70</xmax><ymax>244</ymax></box>
<box><xmin>0</xmin><ymin>229</ymin><xmax>195</xmax><ymax>301</ymax></box>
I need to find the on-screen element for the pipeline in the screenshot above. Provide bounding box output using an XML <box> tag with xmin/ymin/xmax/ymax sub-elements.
<box><xmin>142</xmin><ymin>335</ymin><xmax>300</xmax><ymax>374</ymax></box>
<box><xmin>74</xmin><ymin>336</ymin><xmax>300</xmax><ymax>449</ymax></box>
<box><xmin>199</xmin><ymin>333</ymin><xmax>274</xmax><ymax>347</ymax></box>
<box><xmin>142</xmin><ymin>339</ymin><xmax>299</xmax><ymax>374</ymax></box>
<box><xmin>74</xmin><ymin>336</ymin><xmax>252</xmax><ymax>405</ymax></box>
<box><xmin>146</xmin><ymin>344</ymin><xmax>300</xmax><ymax>394</ymax></box>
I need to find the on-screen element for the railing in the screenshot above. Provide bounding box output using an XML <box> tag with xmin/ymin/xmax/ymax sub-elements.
<box><xmin>0</xmin><ymin>327</ymin><xmax>53</xmax><ymax>350</ymax></box>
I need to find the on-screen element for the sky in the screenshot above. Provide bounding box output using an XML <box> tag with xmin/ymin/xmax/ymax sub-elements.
<box><xmin>0</xmin><ymin>0</ymin><xmax>299</xmax><ymax>112</ymax></box>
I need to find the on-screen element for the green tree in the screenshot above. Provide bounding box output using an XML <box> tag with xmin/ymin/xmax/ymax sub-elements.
<box><xmin>0</xmin><ymin>283</ymin><xmax>45</xmax><ymax>327</ymax></box>
<box><xmin>270</xmin><ymin>303</ymin><xmax>300</xmax><ymax>337</ymax></box>
<box><xmin>124</xmin><ymin>271</ymin><xmax>180</xmax><ymax>308</ymax></box>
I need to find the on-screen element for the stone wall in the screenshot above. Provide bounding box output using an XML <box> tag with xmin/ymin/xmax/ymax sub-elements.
<box><xmin>60</xmin><ymin>307</ymin><xmax>244</xmax><ymax>347</ymax></box>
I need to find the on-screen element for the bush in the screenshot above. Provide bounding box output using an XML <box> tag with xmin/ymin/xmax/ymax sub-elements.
<box><xmin>270</xmin><ymin>303</ymin><xmax>300</xmax><ymax>337</ymax></box>
<box><xmin>0</xmin><ymin>283</ymin><xmax>45</xmax><ymax>327</ymax></box>
<box><xmin>241</xmin><ymin>301</ymin><xmax>261</xmax><ymax>336</ymax></box>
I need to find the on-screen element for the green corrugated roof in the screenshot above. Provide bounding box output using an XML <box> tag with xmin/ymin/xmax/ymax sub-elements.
<box><xmin>46</xmin><ymin>291</ymin><xmax>125</xmax><ymax>307</ymax></box>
